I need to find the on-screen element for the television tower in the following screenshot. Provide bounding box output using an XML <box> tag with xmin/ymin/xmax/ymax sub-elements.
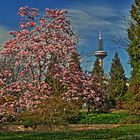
<box><xmin>94</xmin><ymin>32</ymin><xmax>107</xmax><ymax>68</ymax></box>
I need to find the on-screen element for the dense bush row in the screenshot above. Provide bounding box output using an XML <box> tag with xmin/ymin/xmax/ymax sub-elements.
<box><xmin>77</xmin><ymin>112</ymin><xmax>140</xmax><ymax>124</ymax></box>
<box><xmin>1</xmin><ymin>111</ymin><xmax>140</xmax><ymax>130</ymax></box>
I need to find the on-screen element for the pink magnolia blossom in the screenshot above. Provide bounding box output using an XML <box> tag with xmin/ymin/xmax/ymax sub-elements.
<box><xmin>0</xmin><ymin>6</ymin><xmax>103</xmax><ymax>121</ymax></box>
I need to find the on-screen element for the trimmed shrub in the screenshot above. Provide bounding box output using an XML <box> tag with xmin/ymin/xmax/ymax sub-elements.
<box><xmin>78</xmin><ymin>112</ymin><xmax>140</xmax><ymax>124</ymax></box>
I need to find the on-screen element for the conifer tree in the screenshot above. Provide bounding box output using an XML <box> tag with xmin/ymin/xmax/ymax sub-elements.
<box><xmin>92</xmin><ymin>58</ymin><xmax>104</xmax><ymax>83</ymax></box>
<box><xmin>108</xmin><ymin>52</ymin><xmax>127</xmax><ymax>107</ymax></box>
<box><xmin>92</xmin><ymin>58</ymin><xmax>110</xmax><ymax>112</ymax></box>
<box><xmin>127</xmin><ymin>0</ymin><xmax>140</xmax><ymax>114</ymax></box>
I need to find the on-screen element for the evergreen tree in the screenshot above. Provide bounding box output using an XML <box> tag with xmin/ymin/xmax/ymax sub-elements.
<box><xmin>92</xmin><ymin>58</ymin><xmax>110</xmax><ymax>112</ymax></box>
<box><xmin>92</xmin><ymin>58</ymin><xmax>104</xmax><ymax>83</ymax></box>
<box><xmin>108</xmin><ymin>52</ymin><xmax>127</xmax><ymax>107</ymax></box>
<box><xmin>127</xmin><ymin>0</ymin><xmax>140</xmax><ymax>114</ymax></box>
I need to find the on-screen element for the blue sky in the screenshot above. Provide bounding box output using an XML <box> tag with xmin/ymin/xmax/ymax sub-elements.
<box><xmin>0</xmin><ymin>0</ymin><xmax>133</xmax><ymax>77</ymax></box>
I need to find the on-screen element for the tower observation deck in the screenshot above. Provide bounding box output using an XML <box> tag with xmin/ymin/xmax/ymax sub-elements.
<box><xmin>94</xmin><ymin>32</ymin><xmax>107</xmax><ymax>68</ymax></box>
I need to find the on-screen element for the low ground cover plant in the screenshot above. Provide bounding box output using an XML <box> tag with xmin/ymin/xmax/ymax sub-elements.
<box><xmin>78</xmin><ymin>111</ymin><xmax>140</xmax><ymax>124</ymax></box>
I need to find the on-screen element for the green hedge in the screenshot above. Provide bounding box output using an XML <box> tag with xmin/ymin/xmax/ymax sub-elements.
<box><xmin>78</xmin><ymin>112</ymin><xmax>140</xmax><ymax>124</ymax></box>
<box><xmin>1</xmin><ymin>112</ymin><xmax>140</xmax><ymax>125</ymax></box>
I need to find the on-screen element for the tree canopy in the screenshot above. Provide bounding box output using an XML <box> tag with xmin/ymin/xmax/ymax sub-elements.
<box><xmin>127</xmin><ymin>0</ymin><xmax>140</xmax><ymax>114</ymax></box>
<box><xmin>108</xmin><ymin>52</ymin><xmax>127</xmax><ymax>106</ymax></box>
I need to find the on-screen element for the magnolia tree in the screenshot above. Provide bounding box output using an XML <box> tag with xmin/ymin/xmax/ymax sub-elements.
<box><xmin>0</xmin><ymin>6</ymin><xmax>103</xmax><ymax>121</ymax></box>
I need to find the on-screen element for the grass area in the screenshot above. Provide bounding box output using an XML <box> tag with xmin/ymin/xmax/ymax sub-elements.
<box><xmin>0</xmin><ymin>125</ymin><xmax>140</xmax><ymax>140</ymax></box>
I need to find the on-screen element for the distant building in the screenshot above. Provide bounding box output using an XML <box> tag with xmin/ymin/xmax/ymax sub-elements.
<box><xmin>94</xmin><ymin>32</ymin><xmax>107</xmax><ymax>69</ymax></box>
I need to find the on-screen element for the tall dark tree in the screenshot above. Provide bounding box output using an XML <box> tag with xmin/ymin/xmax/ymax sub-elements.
<box><xmin>127</xmin><ymin>0</ymin><xmax>140</xmax><ymax>114</ymax></box>
<box><xmin>92</xmin><ymin>58</ymin><xmax>110</xmax><ymax>112</ymax></box>
<box><xmin>92</xmin><ymin>58</ymin><xmax>104</xmax><ymax>83</ymax></box>
<box><xmin>108</xmin><ymin>52</ymin><xmax>127</xmax><ymax>107</ymax></box>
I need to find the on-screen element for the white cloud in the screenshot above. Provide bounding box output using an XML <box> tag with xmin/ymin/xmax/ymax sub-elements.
<box><xmin>69</xmin><ymin>4</ymin><xmax>129</xmax><ymax>34</ymax></box>
<box><xmin>0</xmin><ymin>26</ymin><xmax>10</xmax><ymax>44</ymax></box>
<box><xmin>69</xmin><ymin>8</ymin><xmax>112</xmax><ymax>32</ymax></box>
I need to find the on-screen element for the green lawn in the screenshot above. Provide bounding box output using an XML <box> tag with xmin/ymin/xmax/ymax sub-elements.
<box><xmin>0</xmin><ymin>125</ymin><xmax>140</xmax><ymax>140</ymax></box>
